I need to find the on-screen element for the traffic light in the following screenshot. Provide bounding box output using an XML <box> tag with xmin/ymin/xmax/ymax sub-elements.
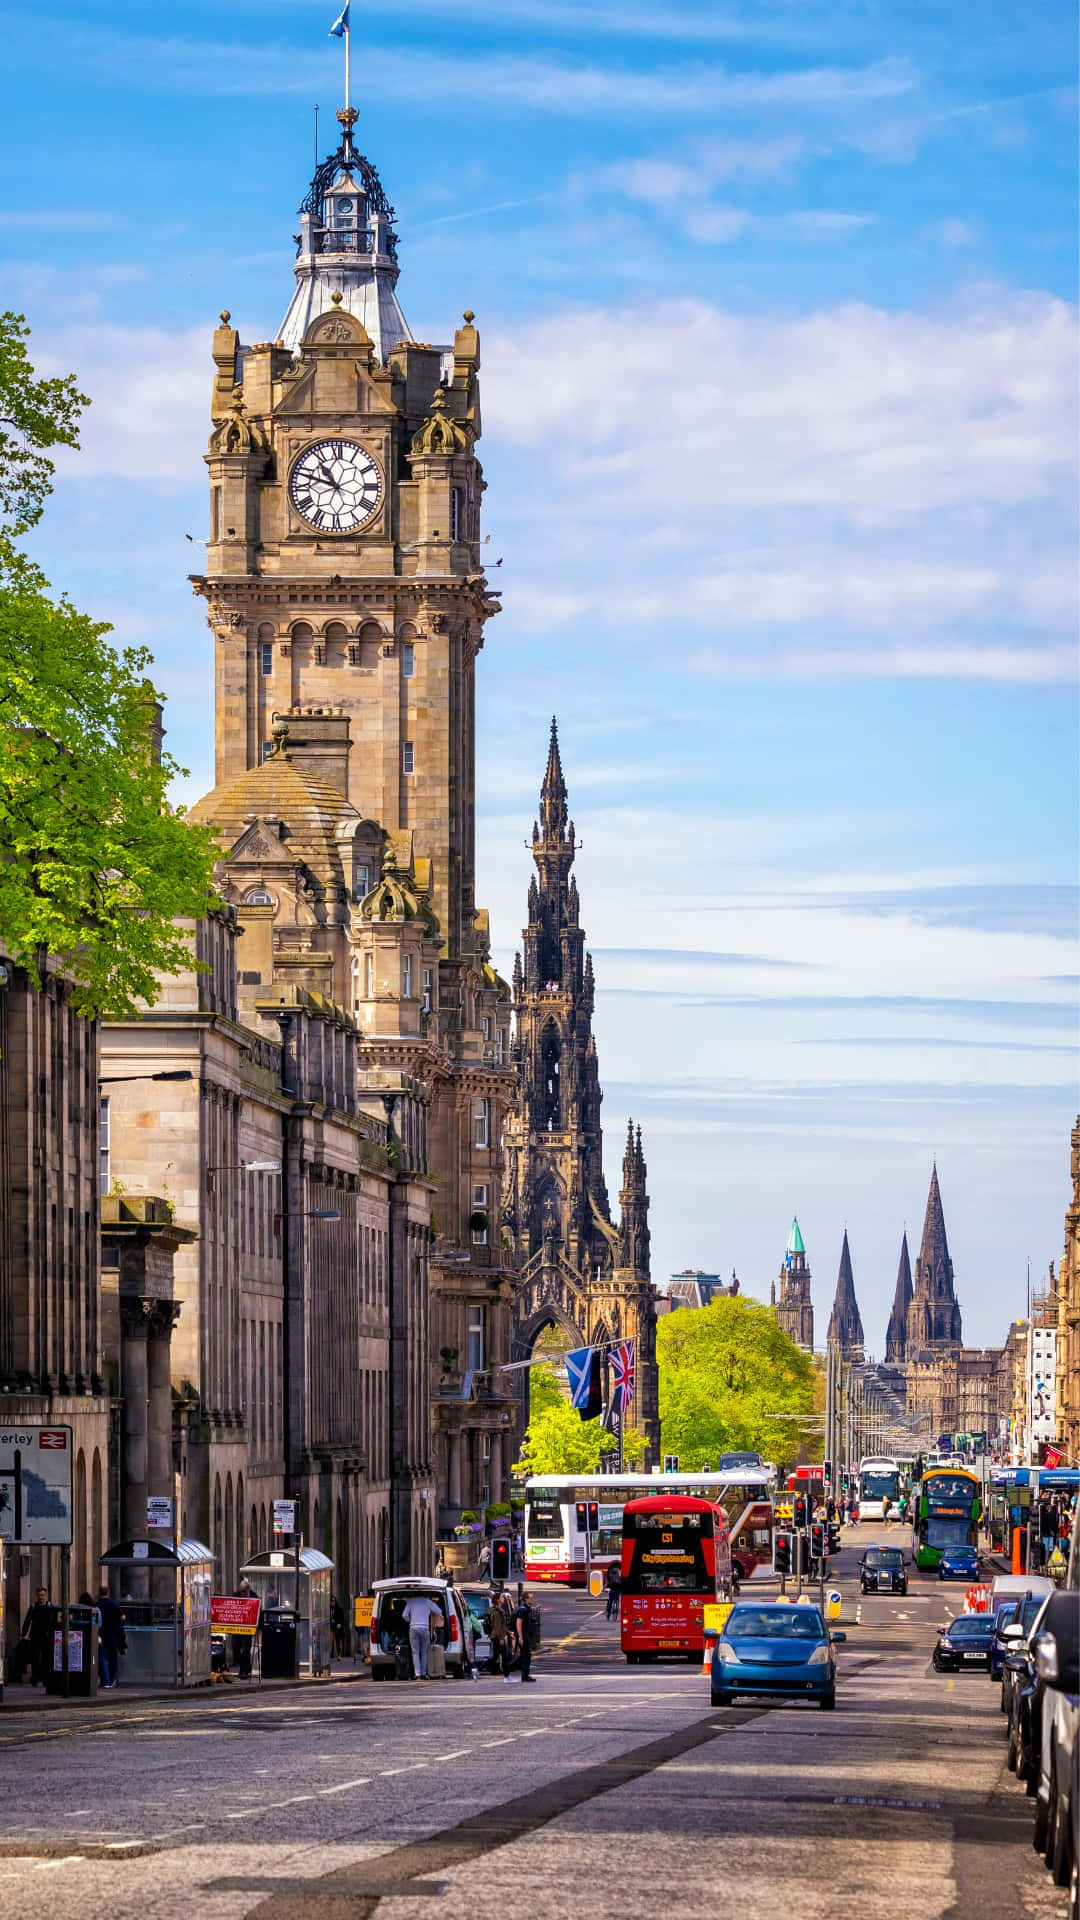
<box><xmin>797</xmin><ymin>1532</ymin><xmax>813</xmax><ymax>1577</ymax></box>
<box><xmin>664</xmin><ymin>1454</ymin><xmax>680</xmax><ymax>1473</ymax></box>
<box><xmin>810</xmin><ymin>1523</ymin><xmax>827</xmax><ymax>1562</ymax></box>
<box><xmin>575</xmin><ymin>1500</ymin><xmax>599</xmax><ymax>1533</ymax></box>
<box><xmin>490</xmin><ymin>1537</ymin><xmax>512</xmax><ymax>1581</ymax></box>
<box><xmin>773</xmin><ymin>1531</ymin><xmax>792</xmax><ymax>1577</ymax></box>
<box><xmin>827</xmin><ymin>1521</ymin><xmax>842</xmax><ymax>1555</ymax></box>
<box><xmin>793</xmin><ymin>1494</ymin><xmax>810</xmax><ymax>1530</ymax></box>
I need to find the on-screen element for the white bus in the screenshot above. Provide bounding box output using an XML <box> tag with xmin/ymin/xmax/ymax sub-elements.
<box><xmin>524</xmin><ymin>1470</ymin><xmax>776</xmax><ymax>1587</ymax></box>
<box><xmin>857</xmin><ymin>1456</ymin><xmax>901</xmax><ymax>1521</ymax></box>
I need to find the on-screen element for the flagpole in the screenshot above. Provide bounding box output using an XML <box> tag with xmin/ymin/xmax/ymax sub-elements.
<box><xmin>344</xmin><ymin>24</ymin><xmax>351</xmax><ymax>115</ymax></box>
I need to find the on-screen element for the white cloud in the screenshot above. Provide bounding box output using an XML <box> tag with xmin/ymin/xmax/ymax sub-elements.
<box><xmin>40</xmin><ymin>324</ymin><xmax>208</xmax><ymax>485</ymax></box>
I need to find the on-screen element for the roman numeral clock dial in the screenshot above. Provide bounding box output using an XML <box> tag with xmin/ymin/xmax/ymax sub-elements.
<box><xmin>288</xmin><ymin>438</ymin><xmax>383</xmax><ymax>534</ymax></box>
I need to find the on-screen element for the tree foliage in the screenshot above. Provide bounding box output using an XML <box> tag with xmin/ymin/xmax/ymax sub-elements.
<box><xmin>0</xmin><ymin>312</ymin><xmax>218</xmax><ymax>1015</ymax></box>
<box><xmin>658</xmin><ymin>1296</ymin><xmax>816</xmax><ymax>1471</ymax></box>
<box><xmin>517</xmin><ymin>1362</ymin><xmax>645</xmax><ymax>1476</ymax></box>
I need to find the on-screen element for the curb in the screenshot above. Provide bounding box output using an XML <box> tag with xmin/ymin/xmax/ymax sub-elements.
<box><xmin>0</xmin><ymin>1665</ymin><xmax>371</xmax><ymax>1716</ymax></box>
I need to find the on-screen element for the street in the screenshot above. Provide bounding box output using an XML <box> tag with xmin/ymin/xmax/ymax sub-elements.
<box><xmin>0</xmin><ymin>1536</ymin><xmax>1067</xmax><ymax>1920</ymax></box>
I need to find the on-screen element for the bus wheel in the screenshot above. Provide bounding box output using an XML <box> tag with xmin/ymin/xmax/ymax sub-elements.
<box><xmin>625</xmin><ymin>1653</ymin><xmax>640</xmax><ymax>1665</ymax></box>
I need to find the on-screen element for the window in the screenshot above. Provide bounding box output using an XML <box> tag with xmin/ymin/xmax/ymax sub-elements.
<box><xmin>355</xmin><ymin>863</ymin><xmax>371</xmax><ymax>901</ymax></box>
<box><xmin>402</xmin><ymin>741</ymin><xmax>414</xmax><ymax>774</ymax></box>
<box><xmin>450</xmin><ymin>487</ymin><xmax>462</xmax><ymax>541</ymax></box>
<box><xmin>472</xmin><ymin>1097</ymin><xmax>490</xmax><ymax>1149</ymax></box>
<box><xmin>260</xmin><ymin>641</ymin><xmax>273</xmax><ymax>676</ymax></box>
<box><xmin>403</xmin><ymin>954</ymin><xmax>413</xmax><ymax>999</ymax></box>
<box><xmin>261</xmin><ymin>739</ymin><xmax>273</xmax><ymax>763</ymax></box>
<box><xmin>246</xmin><ymin>889</ymin><xmax>273</xmax><ymax>906</ymax></box>
<box><xmin>402</xmin><ymin>642</ymin><xmax>414</xmax><ymax>678</ymax></box>
<box><xmin>211</xmin><ymin>487</ymin><xmax>221</xmax><ymax>542</ymax></box>
<box><xmin>422</xmin><ymin>968</ymin><xmax>433</xmax><ymax>1014</ymax></box>
<box><xmin>99</xmin><ymin>1097</ymin><xmax>110</xmax><ymax>1196</ymax></box>
<box><xmin>481</xmin><ymin>1016</ymin><xmax>491</xmax><ymax>1042</ymax></box>
<box><xmin>364</xmin><ymin>953</ymin><xmax>374</xmax><ymax>998</ymax></box>
<box><xmin>495</xmin><ymin>1026</ymin><xmax>505</xmax><ymax>1064</ymax></box>
<box><xmin>468</xmin><ymin>1304</ymin><xmax>486</xmax><ymax>1373</ymax></box>
<box><xmin>472</xmin><ymin>1183</ymin><xmax>489</xmax><ymax>1246</ymax></box>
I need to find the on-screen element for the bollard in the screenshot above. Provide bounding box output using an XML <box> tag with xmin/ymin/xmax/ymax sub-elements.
<box><xmin>826</xmin><ymin>1590</ymin><xmax>842</xmax><ymax>1621</ymax></box>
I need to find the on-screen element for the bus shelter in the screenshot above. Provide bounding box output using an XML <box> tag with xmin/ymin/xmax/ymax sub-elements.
<box><xmin>100</xmin><ymin>1539</ymin><xmax>214</xmax><ymax>1688</ymax></box>
<box><xmin>239</xmin><ymin>1547</ymin><xmax>333</xmax><ymax>1674</ymax></box>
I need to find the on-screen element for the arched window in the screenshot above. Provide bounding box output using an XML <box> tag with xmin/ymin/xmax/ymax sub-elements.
<box><xmin>541</xmin><ymin>1029</ymin><xmax>561</xmax><ymax>1130</ymax></box>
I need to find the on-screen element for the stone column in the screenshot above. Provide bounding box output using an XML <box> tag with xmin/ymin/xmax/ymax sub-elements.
<box><xmin>488</xmin><ymin>1432</ymin><xmax>503</xmax><ymax>1503</ymax></box>
<box><xmin>120</xmin><ymin>1300</ymin><xmax>150</xmax><ymax>1542</ymax></box>
<box><xmin>447</xmin><ymin>1431</ymin><xmax>462</xmax><ymax>1509</ymax></box>
<box><xmin>147</xmin><ymin>1303</ymin><xmax>181</xmax><ymax>1513</ymax></box>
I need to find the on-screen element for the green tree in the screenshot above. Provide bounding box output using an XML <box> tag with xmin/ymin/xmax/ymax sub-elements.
<box><xmin>658</xmin><ymin>1296</ymin><xmax>816</xmax><ymax>1469</ymax></box>
<box><xmin>517</xmin><ymin>1362</ymin><xmax>645</xmax><ymax>1475</ymax></box>
<box><xmin>0</xmin><ymin>313</ymin><xmax>217</xmax><ymax>1015</ymax></box>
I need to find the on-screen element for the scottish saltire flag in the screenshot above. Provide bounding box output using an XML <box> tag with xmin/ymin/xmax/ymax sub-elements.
<box><xmin>329</xmin><ymin>3</ymin><xmax>350</xmax><ymax>35</ymax></box>
<box><xmin>610</xmin><ymin>1341</ymin><xmax>635</xmax><ymax>1412</ymax></box>
<box><xmin>565</xmin><ymin>1346</ymin><xmax>601</xmax><ymax>1420</ymax></box>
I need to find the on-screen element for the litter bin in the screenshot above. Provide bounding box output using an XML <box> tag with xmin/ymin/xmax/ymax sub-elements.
<box><xmin>260</xmin><ymin>1608</ymin><xmax>299</xmax><ymax>1680</ymax></box>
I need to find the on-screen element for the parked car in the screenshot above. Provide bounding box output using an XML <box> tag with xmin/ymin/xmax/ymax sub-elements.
<box><xmin>1004</xmin><ymin>1596</ymin><xmax>1052</xmax><ymax>1787</ymax></box>
<box><xmin>932</xmin><ymin>1612</ymin><xmax>996</xmax><ymax>1673</ymax></box>
<box><xmin>939</xmin><ymin>1545</ymin><xmax>981</xmax><ymax>1582</ymax></box>
<box><xmin>858</xmin><ymin>1545</ymin><xmax>908</xmax><ymax>1595</ymax></box>
<box><xmin>710</xmin><ymin>1601</ymin><xmax>845</xmax><ymax>1711</ymax></box>
<box><xmin>368</xmin><ymin>1578</ymin><xmax>476</xmax><ymax>1681</ymax></box>
<box><xmin>1031</xmin><ymin>1582</ymin><xmax>1080</xmax><ymax>1894</ymax></box>
<box><xmin>989</xmin><ymin>1572</ymin><xmax>1055</xmax><ymax>1611</ymax></box>
<box><xmin>994</xmin><ymin>1593</ymin><xmax>1051</xmax><ymax>1696</ymax></box>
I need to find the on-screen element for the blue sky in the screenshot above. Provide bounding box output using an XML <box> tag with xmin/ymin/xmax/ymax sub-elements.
<box><xmin>3</xmin><ymin>1</ymin><xmax>1076</xmax><ymax>1353</ymax></box>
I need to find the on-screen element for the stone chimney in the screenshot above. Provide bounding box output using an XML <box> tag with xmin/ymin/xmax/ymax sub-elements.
<box><xmin>271</xmin><ymin>706</ymin><xmax>351</xmax><ymax>794</ymax></box>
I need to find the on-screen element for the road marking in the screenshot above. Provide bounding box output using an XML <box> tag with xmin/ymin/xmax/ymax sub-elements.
<box><xmin>317</xmin><ymin>1778</ymin><xmax>372</xmax><ymax>1796</ymax></box>
<box><xmin>433</xmin><ymin>1749</ymin><xmax>473</xmax><ymax>1760</ymax></box>
<box><xmin>34</xmin><ymin>1857</ymin><xmax>85</xmax><ymax>1870</ymax></box>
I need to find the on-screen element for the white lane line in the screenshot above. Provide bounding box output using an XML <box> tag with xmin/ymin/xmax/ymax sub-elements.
<box><xmin>433</xmin><ymin>1749</ymin><xmax>473</xmax><ymax>1760</ymax></box>
<box><xmin>33</xmin><ymin>1858</ymin><xmax>85</xmax><ymax>1871</ymax></box>
<box><xmin>318</xmin><ymin>1778</ymin><xmax>372</xmax><ymax>1797</ymax></box>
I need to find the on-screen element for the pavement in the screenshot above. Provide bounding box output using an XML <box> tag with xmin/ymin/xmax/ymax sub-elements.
<box><xmin>0</xmin><ymin>1533</ymin><xmax>1068</xmax><ymax>1920</ymax></box>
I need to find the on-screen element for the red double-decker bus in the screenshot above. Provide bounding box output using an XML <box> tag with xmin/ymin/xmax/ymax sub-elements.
<box><xmin>620</xmin><ymin>1494</ymin><xmax>733</xmax><ymax>1664</ymax></box>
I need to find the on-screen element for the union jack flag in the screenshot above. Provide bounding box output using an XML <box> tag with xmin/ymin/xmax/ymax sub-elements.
<box><xmin>610</xmin><ymin>1341</ymin><xmax>635</xmax><ymax>1412</ymax></box>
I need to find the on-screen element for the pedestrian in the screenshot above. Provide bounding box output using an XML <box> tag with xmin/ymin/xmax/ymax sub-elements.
<box><xmin>21</xmin><ymin>1586</ymin><xmax>57</xmax><ymax>1689</ymax></box>
<box><xmin>604</xmin><ymin>1561</ymin><xmax>622</xmax><ymax>1621</ymax></box>
<box><xmin>402</xmin><ymin>1592</ymin><xmax>439</xmax><ymax>1680</ymax></box>
<box><xmin>96</xmin><ymin>1587</ymin><xmax>126</xmax><ymax>1689</ymax></box>
<box><xmin>434</xmin><ymin>1553</ymin><xmax>448</xmax><ymax>1581</ymax></box>
<box><xmin>329</xmin><ymin>1595</ymin><xmax>347</xmax><ymax>1660</ymax></box>
<box><xmin>509</xmin><ymin>1584</ymin><xmax>536</xmax><ymax>1685</ymax></box>
<box><xmin>477</xmin><ymin>1541</ymin><xmax>491</xmax><ymax>1580</ymax></box>
<box><xmin>233</xmin><ymin>1577</ymin><xmax>255</xmax><ymax>1678</ymax></box>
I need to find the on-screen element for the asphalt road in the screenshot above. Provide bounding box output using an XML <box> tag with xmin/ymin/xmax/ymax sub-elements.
<box><xmin>0</xmin><ymin>1533</ymin><xmax>1068</xmax><ymax>1920</ymax></box>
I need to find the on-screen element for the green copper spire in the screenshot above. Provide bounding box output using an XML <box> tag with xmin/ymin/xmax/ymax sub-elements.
<box><xmin>787</xmin><ymin>1217</ymin><xmax>805</xmax><ymax>1257</ymax></box>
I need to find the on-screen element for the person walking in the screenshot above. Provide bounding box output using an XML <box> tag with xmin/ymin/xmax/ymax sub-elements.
<box><xmin>402</xmin><ymin>1592</ymin><xmax>438</xmax><ymax>1680</ymax></box>
<box><xmin>486</xmin><ymin>1587</ymin><xmax>512</xmax><ymax>1675</ymax></box>
<box><xmin>604</xmin><ymin>1561</ymin><xmax>622</xmax><ymax>1621</ymax></box>
<box><xmin>96</xmin><ymin>1587</ymin><xmax>126</xmax><ymax>1689</ymax></box>
<box><xmin>21</xmin><ymin>1587</ymin><xmax>57</xmax><ymax>1689</ymax></box>
<box><xmin>232</xmin><ymin>1577</ymin><xmax>255</xmax><ymax>1678</ymax></box>
<box><xmin>329</xmin><ymin>1596</ymin><xmax>347</xmax><ymax>1660</ymax></box>
<box><xmin>477</xmin><ymin>1541</ymin><xmax>491</xmax><ymax>1581</ymax></box>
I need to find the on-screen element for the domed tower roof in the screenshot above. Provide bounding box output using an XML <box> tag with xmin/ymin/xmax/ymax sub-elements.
<box><xmin>279</xmin><ymin>135</ymin><xmax>414</xmax><ymax>360</ymax></box>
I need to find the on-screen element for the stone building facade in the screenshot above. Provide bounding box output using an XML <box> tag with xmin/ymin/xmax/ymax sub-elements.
<box><xmin>102</xmin><ymin>910</ymin><xmax>429</xmax><ymax>1592</ymax></box>
<box><xmin>0</xmin><ymin>953</ymin><xmax>111</xmax><ymax>1652</ymax></box>
<box><xmin>1056</xmin><ymin>1119</ymin><xmax>1080</xmax><ymax>1467</ymax></box>
<box><xmin>503</xmin><ymin>725</ymin><xmax>659</xmax><ymax>1462</ymax></box>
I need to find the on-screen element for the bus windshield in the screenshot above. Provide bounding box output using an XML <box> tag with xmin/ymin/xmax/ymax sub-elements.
<box><xmin>623</xmin><ymin>1510</ymin><xmax>712</xmax><ymax>1594</ymax></box>
<box><xmin>924</xmin><ymin>1474</ymin><xmax>979</xmax><ymax>1505</ymax></box>
<box><xmin>860</xmin><ymin>1471</ymin><xmax>900</xmax><ymax>1501</ymax></box>
<box><xmin>526</xmin><ymin>1493</ymin><xmax>564</xmax><ymax>1541</ymax></box>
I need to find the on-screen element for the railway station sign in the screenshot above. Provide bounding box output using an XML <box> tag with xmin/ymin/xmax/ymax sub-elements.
<box><xmin>0</xmin><ymin>1425</ymin><xmax>73</xmax><ymax>1545</ymax></box>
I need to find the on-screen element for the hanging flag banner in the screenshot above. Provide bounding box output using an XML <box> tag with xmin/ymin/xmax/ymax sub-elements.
<box><xmin>565</xmin><ymin>1347</ymin><xmax>602</xmax><ymax>1421</ymax></box>
<box><xmin>329</xmin><ymin>2</ymin><xmax>350</xmax><ymax>35</ymax></box>
<box><xmin>610</xmin><ymin>1341</ymin><xmax>636</xmax><ymax>1411</ymax></box>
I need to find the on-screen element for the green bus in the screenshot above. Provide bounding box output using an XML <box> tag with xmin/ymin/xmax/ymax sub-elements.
<box><xmin>913</xmin><ymin>1466</ymin><xmax>982</xmax><ymax>1569</ymax></box>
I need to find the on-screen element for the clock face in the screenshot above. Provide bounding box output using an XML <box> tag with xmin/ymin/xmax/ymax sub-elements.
<box><xmin>289</xmin><ymin>438</ymin><xmax>383</xmax><ymax>534</ymax></box>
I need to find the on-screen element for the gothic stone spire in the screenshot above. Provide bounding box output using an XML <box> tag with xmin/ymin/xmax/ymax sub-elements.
<box><xmin>885</xmin><ymin>1231</ymin><xmax>913</xmax><ymax>1364</ymax></box>
<box><xmin>908</xmin><ymin>1163</ymin><xmax>962</xmax><ymax>1353</ymax></box>
<box><xmin>827</xmin><ymin>1229</ymin><xmax>864</xmax><ymax>1362</ymax></box>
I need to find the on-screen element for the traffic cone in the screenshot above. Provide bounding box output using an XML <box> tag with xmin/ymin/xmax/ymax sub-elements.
<box><xmin>701</xmin><ymin>1635</ymin><xmax>715</xmax><ymax>1679</ymax></box>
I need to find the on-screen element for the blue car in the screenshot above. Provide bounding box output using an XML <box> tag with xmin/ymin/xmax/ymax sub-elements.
<box><xmin>711</xmin><ymin>1602</ymin><xmax>845</xmax><ymax>1711</ymax></box>
<box><xmin>938</xmin><ymin>1545</ymin><xmax>980</xmax><ymax>1581</ymax></box>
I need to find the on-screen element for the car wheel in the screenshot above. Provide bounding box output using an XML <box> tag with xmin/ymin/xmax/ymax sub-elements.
<box><xmin>819</xmin><ymin>1691</ymin><xmax>836</xmax><ymax>1711</ymax></box>
<box><xmin>1050</xmin><ymin>1762</ymin><xmax>1072</xmax><ymax>1885</ymax></box>
<box><xmin>999</xmin><ymin>1682</ymin><xmax>1009</xmax><ymax>1716</ymax></box>
<box><xmin>711</xmin><ymin>1690</ymin><xmax>732</xmax><ymax>1708</ymax></box>
<box><xmin>1007</xmin><ymin>1721</ymin><xmax>1020</xmax><ymax>1771</ymax></box>
<box><xmin>1033</xmin><ymin>1780</ymin><xmax>1050</xmax><ymax>1855</ymax></box>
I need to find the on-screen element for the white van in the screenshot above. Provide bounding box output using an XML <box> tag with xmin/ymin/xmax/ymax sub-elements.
<box><xmin>990</xmin><ymin>1572</ymin><xmax>1055</xmax><ymax>1610</ymax></box>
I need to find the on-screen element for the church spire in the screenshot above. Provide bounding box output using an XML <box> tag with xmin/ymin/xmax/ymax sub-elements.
<box><xmin>885</xmin><ymin>1231</ymin><xmax>913</xmax><ymax>1364</ymax></box>
<box><xmin>908</xmin><ymin>1163</ymin><xmax>962</xmax><ymax>1354</ymax></box>
<box><xmin>827</xmin><ymin>1229</ymin><xmax>864</xmax><ymax>1362</ymax></box>
<box><xmin>539</xmin><ymin>716</ymin><xmax>568</xmax><ymax>840</ymax></box>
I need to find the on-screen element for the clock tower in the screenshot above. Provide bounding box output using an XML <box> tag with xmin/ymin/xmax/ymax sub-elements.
<box><xmin>189</xmin><ymin>112</ymin><xmax>518</xmax><ymax>1547</ymax></box>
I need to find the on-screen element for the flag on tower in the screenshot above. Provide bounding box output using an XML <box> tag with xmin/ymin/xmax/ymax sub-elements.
<box><xmin>610</xmin><ymin>1341</ymin><xmax>635</xmax><ymax>1412</ymax></box>
<box><xmin>329</xmin><ymin>3</ymin><xmax>350</xmax><ymax>35</ymax></box>
<box><xmin>565</xmin><ymin>1347</ymin><xmax>601</xmax><ymax>1421</ymax></box>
